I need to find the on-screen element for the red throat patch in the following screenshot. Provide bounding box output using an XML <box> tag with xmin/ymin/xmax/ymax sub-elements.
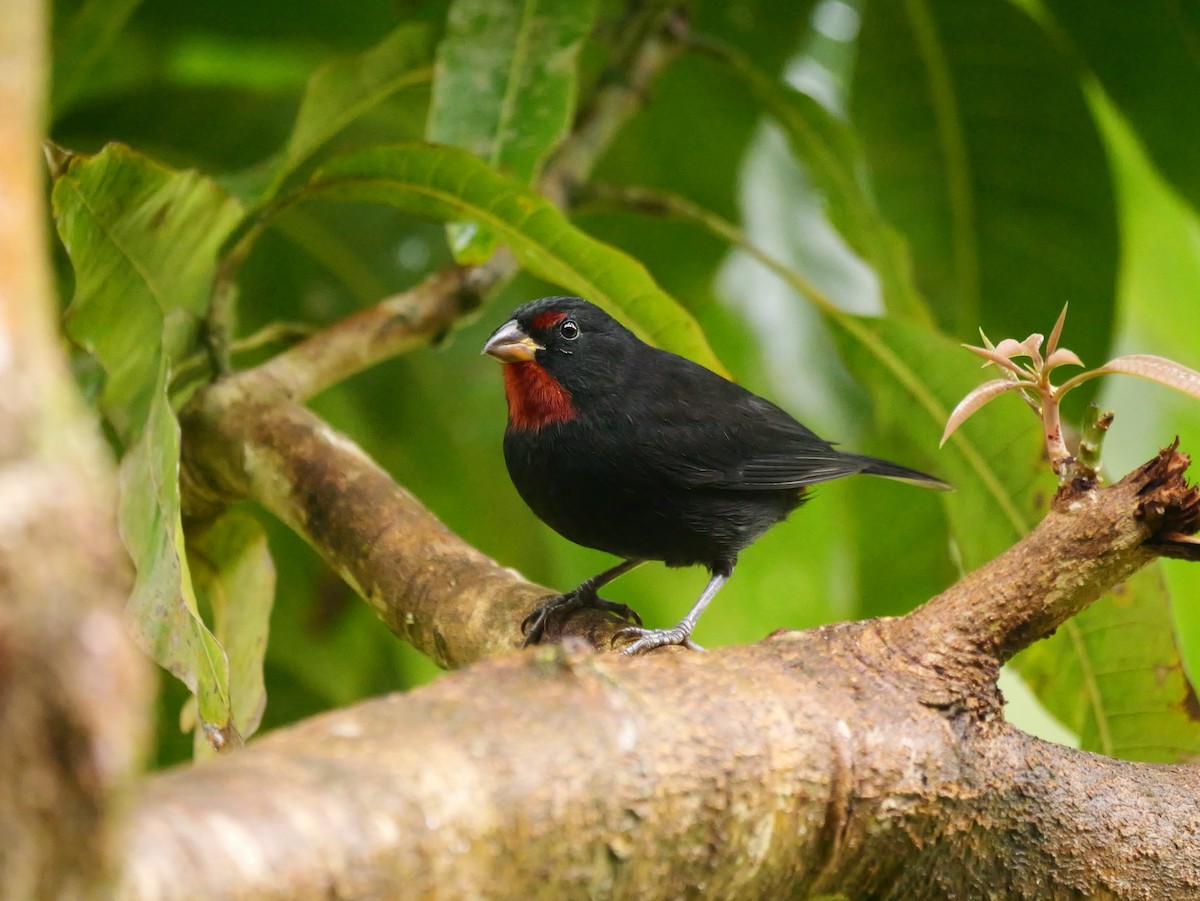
<box><xmin>503</xmin><ymin>361</ymin><xmax>575</xmax><ymax>431</ymax></box>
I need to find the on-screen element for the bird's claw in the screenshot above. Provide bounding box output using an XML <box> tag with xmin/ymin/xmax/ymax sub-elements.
<box><xmin>613</xmin><ymin>625</ymin><xmax>704</xmax><ymax>656</ymax></box>
<box><xmin>520</xmin><ymin>592</ymin><xmax>642</xmax><ymax>647</ymax></box>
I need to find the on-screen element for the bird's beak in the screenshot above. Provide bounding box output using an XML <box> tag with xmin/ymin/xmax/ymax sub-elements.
<box><xmin>482</xmin><ymin>319</ymin><xmax>542</xmax><ymax>362</ymax></box>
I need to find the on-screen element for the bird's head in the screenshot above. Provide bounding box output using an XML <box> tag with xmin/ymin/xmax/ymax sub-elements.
<box><xmin>482</xmin><ymin>296</ymin><xmax>637</xmax><ymax>431</ymax></box>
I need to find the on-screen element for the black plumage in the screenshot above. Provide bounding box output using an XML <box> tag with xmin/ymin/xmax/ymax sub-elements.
<box><xmin>484</xmin><ymin>296</ymin><xmax>949</xmax><ymax>654</ymax></box>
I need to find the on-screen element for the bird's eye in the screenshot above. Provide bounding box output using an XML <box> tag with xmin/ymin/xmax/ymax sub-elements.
<box><xmin>559</xmin><ymin>319</ymin><xmax>580</xmax><ymax>340</ymax></box>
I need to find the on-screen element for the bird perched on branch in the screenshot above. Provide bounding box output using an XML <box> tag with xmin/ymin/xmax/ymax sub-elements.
<box><xmin>483</xmin><ymin>296</ymin><xmax>950</xmax><ymax>655</ymax></box>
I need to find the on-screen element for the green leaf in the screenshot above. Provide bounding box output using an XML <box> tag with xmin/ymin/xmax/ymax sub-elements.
<box><xmin>188</xmin><ymin>512</ymin><xmax>276</xmax><ymax>739</ymax></box>
<box><xmin>260</xmin><ymin>24</ymin><xmax>435</xmax><ymax>201</ymax></box>
<box><xmin>54</xmin><ymin>143</ymin><xmax>244</xmax><ymax>440</ymax></box>
<box><xmin>52</xmin><ymin>143</ymin><xmax>243</xmax><ymax>748</ymax></box>
<box><xmin>1040</xmin><ymin>0</ymin><xmax>1200</xmax><ymax>222</ymax></box>
<box><xmin>119</xmin><ymin>361</ymin><xmax>232</xmax><ymax>739</ymax></box>
<box><xmin>307</xmin><ymin>142</ymin><xmax>725</xmax><ymax>373</ymax></box>
<box><xmin>429</xmin><ymin>0</ymin><xmax>596</xmax><ymax>181</ymax></box>
<box><xmin>51</xmin><ymin>0</ymin><xmax>144</xmax><ymax>115</ymax></box>
<box><xmin>427</xmin><ymin>0</ymin><xmax>600</xmax><ymax>261</ymax></box>
<box><xmin>852</xmin><ymin>0</ymin><xmax>1118</xmax><ymax>369</ymax></box>
<box><xmin>1016</xmin><ymin>566</ymin><xmax>1200</xmax><ymax>762</ymax></box>
<box><xmin>704</xmin><ymin>41</ymin><xmax>930</xmax><ymax>325</ymax></box>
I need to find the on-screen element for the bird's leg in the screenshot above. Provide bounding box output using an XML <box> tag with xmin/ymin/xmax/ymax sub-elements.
<box><xmin>615</xmin><ymin>565</ymin><xmax>732</xmax><ymax>656</ymax></box>
<box><xmin>521</xmin><ymin>559</ymin><xmax>644</xmax><ymax>647</ymax></box>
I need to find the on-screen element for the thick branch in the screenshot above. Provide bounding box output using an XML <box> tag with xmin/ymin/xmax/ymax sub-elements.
<box><xmin>121</xmin><ymin>625</ymin><xmax>1200</xmax><ymax>900</ymax></box>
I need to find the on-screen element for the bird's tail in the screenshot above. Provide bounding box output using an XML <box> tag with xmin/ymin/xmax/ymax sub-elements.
<box><xmin>847</xmin><ymin>454</ymin><xmax>952</xmax><ymax>491</ymax></box>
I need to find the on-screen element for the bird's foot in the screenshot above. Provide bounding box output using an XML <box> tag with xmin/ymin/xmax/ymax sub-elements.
<box><xmin>614</xmin><ymin>625</ymin><xmax>705</xmax><ymax>656</ymax></box>
<box><xmin>521</xmin><ymin>591</ymin><xmax>642</xmax><ymax>647</ymax></box>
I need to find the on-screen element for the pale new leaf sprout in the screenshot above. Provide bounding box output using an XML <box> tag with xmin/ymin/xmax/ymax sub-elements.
<box><xmin>942</xmin><ymin>304</ymin><xmax>1200</xmax><ymax>481</ymax></box>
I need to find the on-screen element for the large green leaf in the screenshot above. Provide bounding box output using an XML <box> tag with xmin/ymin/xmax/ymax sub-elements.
<box><xmin>307</xmin><ymin>142</ymin><xmax>725</xmax><ymax>372</ymax></box>
<box><xmin>119</xmin><ymin>361</ymin><xmax>233</xmax><ymax>741</ymax></box>
<box><xmin>852</xmin><ymin>0</ymin><xmax>1117</xmax><ymax>369</ymax></box>
<box><xmin>428</xmin><ymin>0</ymin><xmax>599</xmax><ymax>261</ymax></box>
<box><xmin>189</xmin><ymin>512</ymin><xmax>276</xmax><ymax>739</ymax></box>
<box><xmin>53</xmin><ymin>143</ymin><xmax>243</xmax><ymax>748</ymax></box>
<box><xmin>1040</xmin><ymin>0</ymin><xmax>1200</xmax><ymax>222</ymax></box>
<box><xmin>258</xmin><ymin>24</ymin><xmax>435</xmax><ymax>201</ymax></box>
<box><xmin>55</xmin><ymin>144</ymin><xmax>243</xmax><ymax>439</ymax></box>
<box><xmin>1016</xmin><ymin>567</ymin><xmax>1200</xmax><ymax>763</ymax></box>
<box><xmin>428</xmin><ymin>0</ymin><xmax>596</xmax><ymax>182</ymax></box>
<box><xmin>706</xmin><ymin>41</ymin><xmax>929</xmax><ymax>325</ymax></box>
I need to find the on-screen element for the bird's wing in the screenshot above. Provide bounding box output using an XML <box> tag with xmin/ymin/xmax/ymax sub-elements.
<box><xmin>621</xmin><ymin>350</ymin><xmax>868</xmax><ymax>490</ymax></box>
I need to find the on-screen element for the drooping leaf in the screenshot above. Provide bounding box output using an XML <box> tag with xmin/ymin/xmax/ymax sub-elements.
<box><xmin>52</xmin><ymin>142</ymin><xmax>243</xmax><ymax>749</ymax></box>
<box><xmin>1016</xmin><ymin>566</ymin><xmax>1200</xmax><ymax>762</ymax></box>
<box><xmin>1045</xmin><ymin>348</ymin><xmax>1083</xmax><ymax>372</ymax></box>
<box><xmin>852</xmin><ymin>0</ymin><xmax>1118</xmax><ymax>372</ymax></box>
<box><xmin>429</xmin><ymin>0</ymin><xmax>596</xmax><ymax>182</ymax></box>
<box><xmin>427</xmin><ymin>0</ymin><xmax>600</xmax><ymax>261</ymax></box>
<box><xmin>259</xmin><ymin>24</ymin><xmax>435</xmax><ymax>202</ymax></box>
<box><xmin>307</xmin><ymin>142</ymin><xmax>725</xmax><ymax>373</ymax></box>
<box><xmin>119</xmin><ymin>360</ymin><xmax>233</xmax><ymax>743</ymax></box>
<box><xmin>54</xmin><ymin>143</ymin><xmax>244</xmax><ymax>440</ymax></box>
<box><xmin>189</xmin><ymin>512</ymin><xmax>276</xmax><ymax>739</ymax></box>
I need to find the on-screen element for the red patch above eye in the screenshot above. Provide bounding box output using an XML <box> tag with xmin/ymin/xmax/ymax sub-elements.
<box><xmin>503</xmin><ymin>361</ymin><xmax>575</xmax><ymax>431</ymax></box>
<box><xmin>531</xmin><ymin>311</ymin><xmax>567</xmax><ymax>330</ymax></box>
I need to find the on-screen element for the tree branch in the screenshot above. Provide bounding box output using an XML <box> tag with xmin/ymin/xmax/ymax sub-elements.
<box><xmin>121</xmin><ymin>598</ymin><xmax>1199</xmax><ymax>898</ymax></box>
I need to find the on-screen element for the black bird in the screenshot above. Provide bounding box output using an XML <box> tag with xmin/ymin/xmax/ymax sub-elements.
<box><xmin>483</xmin><ymin>297</ymin><xmax>950</xmax><ymax>655</ymax></box>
